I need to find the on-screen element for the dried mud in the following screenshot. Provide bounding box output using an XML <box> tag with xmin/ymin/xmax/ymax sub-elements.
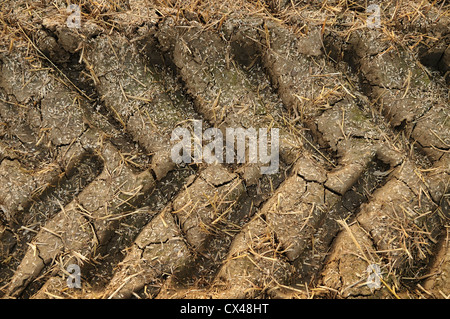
<box><xmin>0</xmin><ymin>0</ymin><xmax>448</xmax><ymax>299</ymax></box>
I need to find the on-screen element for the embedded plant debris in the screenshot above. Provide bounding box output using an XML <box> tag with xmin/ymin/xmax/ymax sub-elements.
<box><xmin>0</xmin><ymin>0</ymin><xmax>448</xmax><ymax>299</ymax></box>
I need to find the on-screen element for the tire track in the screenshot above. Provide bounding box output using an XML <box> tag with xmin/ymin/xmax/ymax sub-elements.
<box><xmin>1</xmin><ymin>1</ymin><xmax>448</xmax><ymax>299</ymax></box>
<box><xmin>0</xmin><ymin>41</ymin><xmax>157</xmax><ymax>298</ymax></box>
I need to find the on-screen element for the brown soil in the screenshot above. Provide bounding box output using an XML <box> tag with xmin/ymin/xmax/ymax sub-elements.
<box><xmin>0</xmin><ymin>0</ymin><xmax>448</xmax><ymax>299</ymax></box>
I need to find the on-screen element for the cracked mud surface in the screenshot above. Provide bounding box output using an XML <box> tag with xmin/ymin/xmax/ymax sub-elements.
<box><xmin>0</xmin><ymin>0</ymin><xmax>448</xmax><ymax>299</ymax></box>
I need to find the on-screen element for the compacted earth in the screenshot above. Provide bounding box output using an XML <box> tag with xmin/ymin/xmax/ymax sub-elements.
<box><xmin>0</xmin><ymin>0</ymin><xmax>448</xmax><ymax>299</ymax></box>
